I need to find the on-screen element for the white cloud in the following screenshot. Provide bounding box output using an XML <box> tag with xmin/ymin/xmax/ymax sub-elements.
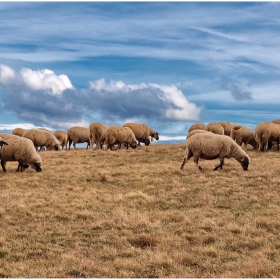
<box><xmin>0</xmin><ymin>64</ymin><xmax>15</xmax><ymax>84</ymax></box>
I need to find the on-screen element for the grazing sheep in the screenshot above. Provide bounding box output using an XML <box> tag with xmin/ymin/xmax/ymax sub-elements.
<box><xmin>254</xmin><ymin>122</ymin><xmax>280</xmax><ymax>151</ymax></box>
<box><xmin>0</xmin><ymin>134</ymin><xmax>42</xmax><ymax>172</ymax></box>
<box><xmin>217</xmin><ymin>121</ymin><xmax>238</xmax><ymax>136</ymax></box>
<box><xmin>186</xmin><ymin>129</ymin><xmax>212</xmax><ymax>140</ymax></box>
<box><xmin>67</xmin><ymin>126</ymin><xmax>90</xmax><ymax>149</ymax></box>
<box><xmin>89</xmin><ymin>122</ymin><xmax>108</xmax><ymax>149</ymax></box>
<box><xmin>104</xmin><ymin>125</ymin><xmax>138</xmax><ymax>150</ymax></box>
<box><xmin>180</xmin><ymin>133</ymin><xmax>250</xmax><ymax>171</ymax></box>
<box><xmin>188</xmin><ymin>123</ymin><xmax>207</xmax><ymax>133</ymax></box>
<box><xmin>12</xmin><ymin>127</ymin><xmax>25</xmax><ymax>137</ymax></box>
<box><xmin>230</xmin><ymin>125</ymin><xmax>257</xmax><ymax>150</ymax></box>
<box><xmin>122</xmin><ymin>123</ymin><xmax>159</xmax><ymax>146</ymax></box>
<box><xmin>271</xmin><ymin>120</ymin><xmax>280</xmax><ymax>125</ymax></box>
<box><xmin>53</xmin><ymin>130</ymin><xmax>68</xmax><ymax>149</ymax></box>
<box><xmin>0</xmin><ymin>136</ymin><xmax>8</xmax><ymax>148</ymax></box>
<box><xmin>206</xmin><ymin>122</ymin><xmax>224</xmax><ymax>135</ymax></box>
<box><xmin>23</xmin><ymin>129</ymin><xmax>60</xmax><ymax>151</ymax></box>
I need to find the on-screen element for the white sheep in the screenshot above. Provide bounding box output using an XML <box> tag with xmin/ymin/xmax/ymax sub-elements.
<box><xmin>67</xmin><ymin>126</ymin><xmax>90</xmax><ymax>149</ymax></box>
<box><xmin>186</xmin><ymin>129</ymin><xmax>212</xmax><ymax>140</ymax></box>
<box><xmin>53</xmin><ymin>130</ymin><xmax>68</xmax><ymax>150</ymax></box>
<box><xmin>0</xmin><ymin>134</ymin><xmax>42</xmax><ymax>172</ymax></box>
<box><xmin>89</xmin><ymin>122</ymin><xmax>108</xmax><ymax>149</ymax></box>
<box><xmin>188</xmin><ymin>123</ymin><xmax>207</xmax><ymax>133</ymax></box>
<box><xmin>180</xmin><ymin>133</ymin><xmax>250</xmax><ymax>171</ymax></box>
<box><xmin>122</xmin><ymin>123</ymin><xmax>159</xmax><ymax>146</ymax></box>
<box><xmin>104</xmin><ymin>125</ymin><xmax>138</xmax><ymax>150</ymax></box>
<box><xmin>206</xmin><ymin>122</ymin><xmax>224</xmax><ymax>135</ymax></box>
<box><xmin>12</xmin><ymin>127</ymin><xmax>25</xmax><ymax>137</ymax></box>
<box><xmin>218</xmin><ymin>121</ymin><xmax>238</xmax><ymax>136</ymax></box>
<box><xmin>23</xmin><ymin>129</ymin><xmax>60</xmax><ymax>151</ymax></box>
<box><xmin>230</xmin><ymin>125</ymin><xmax>257</xmax><ymax>150</ymax></box>
<box><xmin>254</xmin><ymin>122</ymin><xmax>280</xmax><ymax>151</ymax></box>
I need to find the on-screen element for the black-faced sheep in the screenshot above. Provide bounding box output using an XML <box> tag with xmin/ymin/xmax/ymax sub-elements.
<box><xmin>122</xmin><ymin>123</ymin><xmax>159</xmax><ymax>146</ymax></box>
<box><xmin>254</xmin><ymin>122</ymin><xmax>280</xmax><ymax>151</ymax></box>
<box><xmin>0</xmin><ymin>134</ymin><xmax>42</xmax><ymax>172</ymax></box>
<box><xmin>218</xmin><ymin>121</ymin><xmax>238</xmax><ymax>136</ymax></box>
<box><xmin>104</xmin><ymin>126</ymin><xmax>138</xmax><ymax>150</ymax></box>
<box><xmin>53</xmin><ymin>130</ymin><xmax>68</xmax><ymax>150</ymax></box>
<box><xmin>89</xmin><ymin>122</ymin><xmax>108</xmax><ymax>149</ymax></box>
<box><xmin>188</xmin><ymin>123</ymin><xmax>207</xmax><ymax>133</ymax></box>
<box><xmin>67</xmin><ymin>126</ymin><xmax>90</xmax><ymax>149</ymax></box>
<box><xmin>180</xmin><ymin>133</ymin><xmax>250</xmax><ymax>171</ymax></box>
<box><xmin>230</xmin><ymin>125</ymin><xmax>257</xmax><ymax>150</ymax></box>
<box><xmin>23</xmin><ymin>129</ymin><xmax>60</xmax><ymax>151</ymax></box>
<box><xmin>12</xmin><ymin>127</ymin><xmax>25</xmax><ymax>137</ymax></box>
<box><xmin>206</xmin><ymin>122</ymin><xmax>224</xmax><ymax>135</ymax></box>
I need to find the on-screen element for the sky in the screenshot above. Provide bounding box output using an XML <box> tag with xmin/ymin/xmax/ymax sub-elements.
<box><xmin>1</xmin><ymin>2</ymin><xmax>280</xmax><ymax>143</ymax></box>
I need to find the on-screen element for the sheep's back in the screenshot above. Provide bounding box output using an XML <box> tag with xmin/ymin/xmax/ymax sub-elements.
<box><xmin>188</xmin><ymin>123</ymin><xmax>206</xmax><ymax>133</ymax></box>
<box><xmin>206</xmin><ymin>122</ymin><xmax>224</xmax><ymax>135</ymax></box>
<box><xmin>67</xmin><ymin>127</ymin><xmax>90</xmax><ymax>143</ymax></box>
<box><xmin>12</xmin><ymin>128</ymin><xmax>25</xmax><ymax>137</ymax></box>
<box><xmin>122</xmin><ymin>123</ymin><xmax>148</xmax><ymax>139</ymax></box>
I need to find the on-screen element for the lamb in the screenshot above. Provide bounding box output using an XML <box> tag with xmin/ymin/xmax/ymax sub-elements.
<box><xmin>254</xmin><ymin>122</ymin><xmax>280</xmax><ymax>151</ymax></box>
<box><xmin>53</xmin><ymin>130</ymin><xmax>68</xmax><ymax>149</ymax></box>
<box><xmin>104</xmin><ymin>125</ymin><xmax>138</xmax><ymax>150</ymax></box>
<box><xmin>230</xmin><ymin>125</ymin><xmax>257</xmax><ymax>150</ymax></box>
<box><xmin>67</xmin><ymin>126</ymin><xmax>90</xmax><ymax>149</ymax></box>
<box><xmin>12</xmin><ymin>127</ymin><xmax>25</xmax><ymax>137</ymax></box>
<box><xmin>122</xmin><ymin>123</ymin><xmax>159</xmax><ymax>146</ymax></box>
<box><xmin>218</xmin><ymin>121</ymin><xmax>238</xmax><ymax>136</ymax></box>
<box><xmin>188</xmin><ymin>123</ymin><xmax>207</xmax><ymax>133</ymax></box>
<box><xmin>23</xmin><ymin>129</ymin><xmax>60</xmax><ymax>151</ymax></box>
<box><xmin>206</xmin><ymin>122</ymin><xmax>224</xmax><ymax>135</ymax></box>
<box><xmin>186</xmin><ymin>129</ymin><xmax>212</xmax><ymax>140</ymax></box>
<box><xmin>180</xmin><ymin>133</ymin><xmax>250</xmax><ymax>171</ymax></box>
<box><xmin>89</xmin><ymin>122</ymin><xmax>108</xmax><ymax>149</ymax></box>
<box><xmin>0</xmin><ymin>134</ymin><xmax>42</xmax><ymax>172</ymax></box>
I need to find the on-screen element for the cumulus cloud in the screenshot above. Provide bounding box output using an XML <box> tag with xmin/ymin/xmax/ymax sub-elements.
<box><xmin>222</xmin><ymin>82</ymin><xmax>253</xmax><ymax>101</ymax></box>
<box><xmin>0</xmin><ymin>65</ymin><xmax>201</xmax><ymax>128</ymax></box>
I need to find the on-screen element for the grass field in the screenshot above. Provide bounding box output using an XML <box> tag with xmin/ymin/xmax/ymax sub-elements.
<box><xmin>0</xmin><ymin>143</ymin><xmax>280</xmax><ymax>277</ymax></box>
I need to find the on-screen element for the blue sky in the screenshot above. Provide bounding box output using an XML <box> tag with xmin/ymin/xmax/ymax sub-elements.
<box><xmin>0</xmin><ymin>2</ymin><xmax>280</xmax><ymax>142</ymax></box>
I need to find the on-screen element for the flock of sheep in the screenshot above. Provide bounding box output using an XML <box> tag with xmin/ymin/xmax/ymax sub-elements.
<box><xmin>181</xmin><ymin>120</ymin><xmax>280</xmax><ymax>171</ymax></box>
<box><xmin>0</xmin><ymin>122</ymin><xmax>159</xmax><ymax>172</ymax></box>
<box><xmin>0</xmin><ymin>119</ymin><xmax>279</xmax><ymax>173</ymax></box>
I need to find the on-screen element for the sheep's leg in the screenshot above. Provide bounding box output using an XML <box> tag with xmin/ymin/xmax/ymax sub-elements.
<box><xmin>194</xmin><ymin>155</ymin><xmax>202</xmax><ymax>170</ymax></box>
<box><xmin>1</xmin><ymin>160</ymin><xmax>7</xmax><ymax>172</ymax></box>
<box><xmin>180</xmin><ymin>148</ymin><xmax>193</xmax><ymax>170</ymax></box>
<box><xmin>213</xmin><ymin>158</ymin><xmax>224</xmax><ymax>171</ymax></box>
<box><xmin>68</xmin><ymin>139</ymin><xmax>72</xmax><ymax>149</ymax></box>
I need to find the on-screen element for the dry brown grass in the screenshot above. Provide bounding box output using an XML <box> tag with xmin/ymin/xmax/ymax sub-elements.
<box><xmin>1</xmin><ymin>143</ymin><xmax>280</xmax><ymax>277</ymax></box>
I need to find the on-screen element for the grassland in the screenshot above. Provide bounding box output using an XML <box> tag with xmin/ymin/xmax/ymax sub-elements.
<box><xmin>0</xmin><ymin>143</ymin><xmax>280</xmax><ymax>277</ymax></box>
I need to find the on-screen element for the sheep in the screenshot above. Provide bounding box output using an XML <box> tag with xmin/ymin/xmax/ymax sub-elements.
<box><xmin>104</xmin><ymin>125</ymin><xmax>138</xmax><ymax>150</ymax></box>
<box><xmin>206</xmin><ymin>122</ymin><xmax>224</xmax><ymax>135</ymax></box>
<box><xmin>23</xmin><ymin>129</ymin><xmax>60</xmax><ymax>151</ymax></box>
<box><xmin>0</xmin><ymin>136</ymin><xmax>8</xmax><ymax>148</ymax></box>
<box><xmin>271</xmin><ymin>120</ymin><xmax>280</xmax><ymax>125</ymax></box>
<box><xmin>218</xmin><ymin>121</ymin><xmax>238</xmax><ymax>136</ymax></box>
<box><xmin>67</xmin><ymin>126</ymin><xmax>90</xmax><ymax>149</ymax></box>
<box><xmin>180</xmin><ymin>133</ymin><xmax>250</xmax><ymax>171</ymax></box>
<box><xmin>188</xmin><ymin>123</ymin><xmax>207</xmax><ymax>133</ymax></box>
<box><xmin>89</xmin><ymin>122</ymin><xmax>108</xmax><ymax>149</ymax></box>
<box><xmin>186</xmin><ymin>129</ymin><xmax>212</xmax><ymax>140</ymax></box>
<box><xmin>0</xmin><ymin>134</ymin><xmax>42</xmax><ymax>172</ymax></box>
<box><xmin>12</xmin><ymin>127</ymin><xmax>25</xmax><ymax>137</ymax></box>
<box><xmin>122</xmin><ymin>123</ymin><xmax>159</xmax><ymax>146</ymax></box>
<box><xmin>230</xmin><ymin>125</ymin><xmax>257</xmax><ymax>150</ymax></box>
<box><xmin>254</xmin><ymin>122</ymin><xmax>280</xmax><ymax>151</ymax></box>
<box><xmin>53</xmin><ymin>130</ymin><xmax>68</xmax><ymax>150</ymax></box>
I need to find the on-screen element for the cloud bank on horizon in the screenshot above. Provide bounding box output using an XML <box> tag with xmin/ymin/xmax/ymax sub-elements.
<box><xmin>0</xmin><ymin>2</ymin><xmax>280</xmax><ymax>137</ymax></box>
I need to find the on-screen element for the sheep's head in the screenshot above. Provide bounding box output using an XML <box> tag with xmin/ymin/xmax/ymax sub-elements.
<box><xmin>238</xmin><ymin>155</ymin><xmax>249</xmax><ymax>171</ymax></box>
<box><xmin>54</xmin><ymin>144</ymin><xmax>60</xmax><ymax>150</ymax></box>
<box><xmin>152</xmin><ymin>132</ymin><xmax>159</xmax><ymax>140</ymax></box>
<box><xmin>30</xmin><ymin>161</ymin><xmax>43</xmax><ymax>172</ymax></box>
<box><xmin>130</xmin><ymin>140</ymin><xmax>138</xmax><ymax>149</ymax></box>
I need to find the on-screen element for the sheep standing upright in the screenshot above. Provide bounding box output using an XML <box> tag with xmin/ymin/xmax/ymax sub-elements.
<box><xmin>122</xmin><ymin>123</ymin><xmax>159</xmax><ymax>146</ymax></box>
<box><xmin>67</xmin><ymin>126</ymin><xmax>90</xmax><ymax>149</ymax></box>
<box><xmin>254</xmin><ymin>122</ymin><xmax>280</xmax><ymax>151</ymax></box>
<box><xmin>180</xmin><ymin>133</ymin><xmax>249</xmax><ymax>171</ymax></box>
<box><xmin>23</xmin><ymin>129</ymin><xmax>61</xmax><ymax>151</ymax></box>
<box><xmin>89</xmin><ymin>122</ymin><xmax>108</xmax><ymax>149</ymax></box>
<box><xmin>53</xmin><ymin>130</ymin><xmax>68</xmax><ymax>149</ymax></box>
<box><xmin>230</xmin><ymin>125</ymin><xmax>257</xmax><ymax>150</ymax></box>
<box><xmin>0</xmin><ymin>134</ymin><xmax>42</xmax><ymax>172</ymax></box>
<box><xmin>104</xmin><ymin>125</ymin><xmax>138</xmax><ymax>150</ymax></box>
